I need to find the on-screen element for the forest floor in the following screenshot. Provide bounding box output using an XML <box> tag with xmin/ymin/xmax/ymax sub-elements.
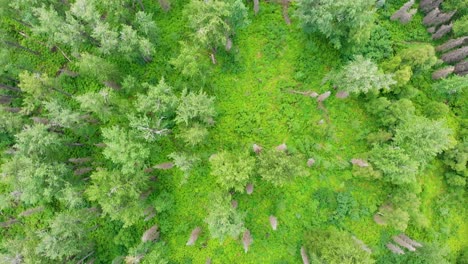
<box><xmin>161</xmin><ymin>4</ymin><xmax>396</xmax><ymax>263</ymax></box>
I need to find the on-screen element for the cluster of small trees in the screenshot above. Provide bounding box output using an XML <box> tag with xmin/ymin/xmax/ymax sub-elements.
<box><xmin>204</xmin><ymin>144</ymin><xmax>310</xmax><ymax>242</ymax></box>
<box><xmin>172</xmin><ymin>0</ymin><xmax>249</xmax><ymax>77</ymax></box>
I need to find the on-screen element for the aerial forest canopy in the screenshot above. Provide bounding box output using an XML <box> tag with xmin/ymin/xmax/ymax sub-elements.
<box><xmin>0</xmin><ymin>0</ymin><xmax>467</xmax><ymax>263</ymax></box>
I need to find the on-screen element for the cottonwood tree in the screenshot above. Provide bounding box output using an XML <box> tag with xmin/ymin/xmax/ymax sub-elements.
<box><xmin>378</xmin><ymin>205</ymin><xmax>410</xmax><ymax>231</ymax></box>
<box><xmin>433</xmin><ymin>75</ymin><xmax>468</xmax><ymax>97</ymax></box>
<box><xmin>257</xmin><ymin>148</ymin><xmax>309</xmax><ymax>187</ymax></box>
<box><xmin>101</xmin><ymin>125</ymin><xmax>150</xmax><ymax>174</ymax></box>
<box><xmin>390</xmin><ymin>187</ymin><xmax>428</xmax><ymax>228</ymax></box>
<box><xmin>175</xmin><ymin>89</ymin><xmax>215</xmax><ymax>146</ymax></box>
<box><xmin>18</xmin><ymin>71</ymin><xmax>54</xmax><ymax>114</ymax></box>
<box><xmin>92</xmin><ymin>22</ymin><xmax>120</xmax><ymax>55</ymax></box>
<box><xmin>394</xmin><ymin>116</ymin><xmax>454</xmax><ymax>165</ymax></box>
<box><xmin>32</xmin><ymin>1</ymin><xmax>157</xmax><ymax>60</ymax></box>
<box><xmin>369</xmin><ymin>144</ymin><xmax>419</xmax><ymax>185</ymax></box>
<box><xmin>131</xmin><ymin>78</ymin><xmax>178</xmax><ymax>141</ymax></box>
<box><xmin>168</xmin><ymin>152</ymin><xmax>200</xmax><ymax>180</ymax></box>
<box><xmin>134</xmin><ymin>11</ymin><xmax>158</xmax><ymax>39</ymax></box>
<box><xmin>327</xmin><ymin>56</ymin><xmax>396</xmax><ymax>95</ymax></box>
<box><xmin>86</xmin><ymin>168</ymin><xmax>149</xmax><ymax>227</ymax></box>
<box><xmin>209</xmin><ymin>151</ymin><xmax>255</xmax><ymax>192</ymax></box>
<box><xmin>177</xmin><ymin>123</ymin><xmax>209</xmax><ymax>146</ymax></box>
<box><xmin>296</xmin><ymin>0</ymin><xmax>375</xmax><ymax>49</ymax></box>
<box><xmin>365</xmin><ymin>98</ymin><xmax>416</xmax><ymax>128</ymax></box>
<box><xmin>0</xmin><ymin>124</ymin><xmax>71</xmax><ymax>204</ymax></box>
<box><xmin>205</xmin><ymin>193</ymin><xmax>245</xmax><ymax>242</ymax></box>
<box><xmin>36</xmin><ymin>210</ymin><xmax>94</xmax><ymax>262</ymax></box>
<box><xmin>398</xmin><ymin>44</ymin><xmax>438</xmax><ymax>72</ymax></box>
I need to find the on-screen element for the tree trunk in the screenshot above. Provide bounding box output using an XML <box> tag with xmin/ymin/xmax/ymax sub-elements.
<box><xmin>282</xmin><ymin>0</ymin><xmax>291</xmax><ymax>25</ymax></box>
<box><xmin>419</xmin><ymin>0</ymin><xmax>443</xmax><ymax>13</ymax></box>
<box><xmin>135</xmin><ymin>0</ymin><xmax>145</xmax><ymax>10</ymax></box>
<box><xmin>48</xmin><ymin>85</ymin><xmax>73</xmax><ymax>97</ymax></box>
<box><xmin>3</xmin><ymin>41</ymin><xmax>41</xmax><ymax>56</ymax></box>
<box><xmin>454</xmin><ymin>60</ymin><xmax>468</xmax><ymax>76</ymax></box>
<box><xmin>432</xmin><ymin>23</ymin><xmax>452</xmax><ymax>40</ymax></box>
<box><xmin>436</xmin><ymin>36</ymin><xmax>468</xmax><ymax>52</ymax></box>
<box><xmin>253</xmin><ymin>0</ymin><xmax>260</xmax><ymax>15</ymax></box>
<box><xmin>210</xmin><ymin>53</ymin><xmax>217</xmax><ymax>64</ymax></box>
<box><xmin>441</xmin><ymin>46</ymin><xmax>468</xmax><ymax>63</ymax></box>
<box><xmin>432</xmin><ymin>66</ymin><xmax>454</xmax><ymax>79</ymax></box>
<box><xmin>0</xmin><ymin>83</ymin><xmax>21</xmax><ymax>92</ymax></box>
<box><xmin>0</xmin><ymin>95</ymin><xmax>14</xmax><ymax>104</ymax></box>
<box><xmin>158</xmin><ymin>0</ymin><xmax>171</xmax><ymax>12</ymax></box>
<box><xmin>3</xmin><ymin>107</ymin><xmax>21</xmax><ymax>113</ymax></box>
<box><xmin>225</xmin><ymin>36</ymin><xmax>233</xmax><ymax>51</ymax></box>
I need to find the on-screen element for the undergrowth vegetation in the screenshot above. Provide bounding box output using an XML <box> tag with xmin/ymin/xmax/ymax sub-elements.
<box><xmin>0</xmin><ymin>0</ymin><xmax>466</xmax><ymax>263</ymax></box>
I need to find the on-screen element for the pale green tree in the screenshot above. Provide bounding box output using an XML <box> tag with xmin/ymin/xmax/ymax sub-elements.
<box><xmin>36</xmin><ymin>210</ymin><xmax>94</xmax><ymax>261</ymax></box>
<box><xmin>394</xmin><ymin>116</ymin><xmax>454</xmax><ymax>165</ymax></box>
<box><xmin>369</xmin><ymin>144</ymin><xmax>419</xmax><ymax>185</ymax></box>
<box><xmin>304</xmin><ymin>227</ymin><xmax>375</xmax><ymax>264</ymax></box>
<box><xmin>257</xmin><ymin>148</ymin><xmax>309</xmax><ymax>187</ymax></box>
<box><xmin>205</xmin><ymin>193</ymin><xmax>245</xmax><ymax>242</ymax></box>
<box><xmin>175</xmin><ymin>89</ymin><xmax>215</xmax><ymax>126</ymax></box>
<box><xmin>296</xmin><ymin>0</ymin><xmax>375</xmax><ymax>49</ymax></box>
<box><xmin>209</xmin><ymin>151</ymin><xmax>255</xmax><ymax>192</ymax></box>
<box><xmin>1</xmin><ymin>156</ymin><xmax>70</xmax><ymax>204</ymax></box>
<box><xmin>328</xmin><ymin>56</ymin><xmax>396</xmax><ymax>94</ymax></box>
<box><xmin>86</xmin><ymin>168</ymin><xmax>149</xmax><ymax>227</ymax></box>
<box><xmin>101</xmin><ymin>126</ymin><xmax>149</xmax><ymax>174</ymax></box>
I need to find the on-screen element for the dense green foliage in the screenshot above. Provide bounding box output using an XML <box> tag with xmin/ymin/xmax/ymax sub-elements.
<box><xmin>296</xmin><ymin>0</ymin><xmax>375</xmax><ymax>49</ymax></box>
<box><xmin>0</xmin><ymin>0</ymin><xmax>466</xmax><ymax>263</ymax></box>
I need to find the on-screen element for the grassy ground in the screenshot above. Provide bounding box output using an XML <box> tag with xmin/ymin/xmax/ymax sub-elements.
<box><xmin>160</xmin><ymin>3</ymin><xmax>393</xmax><ymax>263</ymax></box>
<box><xmin>156</xmin><ymin>2</ymin><xmax>467</xmax><ymax>263</ymax></box>
<box><xmin>1</xmin><ymin>0</ymin><xmax>465</xmax><ymax>262</ymax></box>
